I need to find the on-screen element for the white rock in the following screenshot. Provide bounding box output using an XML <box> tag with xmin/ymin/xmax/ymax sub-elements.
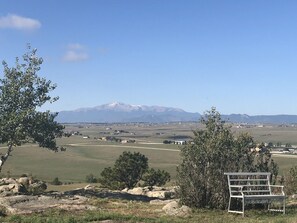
<box><xmin>84</xmin><ymin>185</ymin><xmax>96</xmax><ymax>191</ymax></box>
<box><xmin>121</xmin><ymin>188</ymin><xmax>128</xmax><ymax>192</ymax></box>
<box><xmin>147</xmin><ymin>191</ymin><xmax>167</xmax><ymax>198</ymax></box>
<box><xmin>162</xmin><ymin>201</ymin><xmax>191</xmax><ymax>217</ymax></box>
<box><xmin>17</xmin><ymin>177</ymin><xmax>29</xmax><ymax>186</ymax></box>
<box><xmin>127</xmin><ymin>187</ymin><xmax>144</xmax><ymax>195</ymax></box>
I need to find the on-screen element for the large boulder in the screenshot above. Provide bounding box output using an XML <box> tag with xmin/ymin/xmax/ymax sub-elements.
<box><xmin>0</xmin><ymin>177</ymin><xmax>47</xmax><ymax>196</ymax></box>
<box><xmin>17</xmin><ymin>177</ymin><xmax>30</xmax><ymax>187</ymax></box>
<box><xmin>0</xmin><ymin>178</ymin><xmax>27</xmax><ymax>196</ymax></box>
<box><xmin>125</xmin><ymin>187</ymin><xmax>149</xmax><ymax>195</ymax></box>
<box><xmin>0</xmin><ymin>178</ymin><xmax>17</xmax><ymax>185</ymax></box>
<box><xmin>146</xmin><ymin>190</ymin><xmax>173</xmax><ymax>199</ymax></box>
<box><xmin>162</xmin><ymin>201</ymin><xmax>191</xmax><ymax>217</ymax></box>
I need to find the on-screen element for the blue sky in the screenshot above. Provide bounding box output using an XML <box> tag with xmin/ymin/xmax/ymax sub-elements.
<box><xmin>1</xmin><ymin>0</ymin><xmax>297</xmax><ymax>115</ymax></box>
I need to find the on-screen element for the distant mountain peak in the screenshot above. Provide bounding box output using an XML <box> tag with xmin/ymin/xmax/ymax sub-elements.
<box><xmin>95</xmin><ymin>102</ymin><xmax>141</xmax><ymax>112</ymax></box>
<box><xmin>92</xmin><ymin>102</ymin><xmax>185</xmax><ymax>113</ymax></box>
<box><xmin>108</xmin><ymin>101</ymin><xmax>121</xmax><ymax>107</ymax></box>
<box><xmin>107</xmin><ymin>102</ymin><xmax>130</xmax><ymax>107</ymax></box>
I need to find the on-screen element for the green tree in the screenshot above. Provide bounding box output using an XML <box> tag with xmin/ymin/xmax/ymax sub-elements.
<box><xmin>51</xmin><ymin>177</ymin><xmax>62</xmax><ymax>185</ymax></box>
<box><xmin>98</xmin><ymin>151</ymin><xmax>149</xmax><ymax>189</ymax></box>
<box><xmin>177</xmin><ymin>108</ymin><xmax>278</xmax><ymax>209</ymax></box>
<box><xmin>254</xmin><ymin>149</ymin><xmax>279</xmax><ymax>184</ymax></box>
<box><xmin>0</xmin><ymin>46</ymin><xmax>64</xmax><ymax>171</ymax></box>
<box><xmin>284</xmin><ymin>166</ymin><xmax>297</xmax><ymax>195</ymax></box>
<box><xmin>142</xmin><ymin>168</ymin><xmax>170</xmax><ymax>187</ymax></box>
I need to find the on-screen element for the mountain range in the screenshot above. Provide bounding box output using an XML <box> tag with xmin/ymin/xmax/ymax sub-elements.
<box><xmin>56</xmin><ymin>102</ymin><xmax>297</xmax><ymax>124</ymax></box>
<box><xmin>56</xmin><ymin>102</ymin><xmax>200</xmax><ymax>123</ymax></box>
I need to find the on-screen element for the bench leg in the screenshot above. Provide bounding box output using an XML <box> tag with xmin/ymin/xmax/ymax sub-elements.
<box><xmin>242</xmin><ymin>198</ymin><xmax>245</xmax><ymax>217</ymax></box>
<box><xmin>227</xmin><ymin>197</ymin><xmax>244</xmax><ymax>216</ymax></box>
<box><xmin>268</xmin><ymin>199</ymin><xmax>286</xmax><ymax>214</ymax></box>
<box><xmin>283</xmin><ymin>198</ymin><xmax>286</xmax><ymax>215</ymax></box>
<box><xmin>228</xmin><ymin>197</ymin><xmax>231</xmax><ymax>212</ymax></box>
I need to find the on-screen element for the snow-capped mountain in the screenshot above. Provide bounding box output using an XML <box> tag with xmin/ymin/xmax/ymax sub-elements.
<box><xmin>75</xmin><ymin>102</ymin><xmax>185</xmax><ymax>113</ymax></box>
<box><xmin>56</xmin><ymin>102</ymin><xmax>297</xmax><ymax>124</ymax></box>
<box><xmin>57</xmin><ymin>102</ymin><xmax>200</xmax><ymax>123</ymax></box>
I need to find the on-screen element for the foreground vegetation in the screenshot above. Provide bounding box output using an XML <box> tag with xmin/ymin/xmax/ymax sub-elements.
<box><xmin>177</xmin><ymin>108</ymin><xmax>278</xmax><ymax>209</ymax></box>
<box><xmin>1</xmin><ymin>198</ymin><xmax>297</xmax><ymax>223</ymax></box>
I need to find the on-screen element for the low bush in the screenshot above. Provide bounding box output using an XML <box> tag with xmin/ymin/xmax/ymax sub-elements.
<box><xmin>284</xmin><ymin>166</ymin><xmax>297</xmax><ymax>195</ymax></box>
<box><xmin>142</xmin><ymin>168</ymin><xmax>170</xmax><ymax>187</ymax></box>
<box><xmin>98</xmin><ymin>151</ymin><xmax>148</xmax><ymax>190</ymax></box>
<box><xmin>98</xmin><ymin>151</ymin><xmax>171</xmax><ymax>190</ymax></box>
<box><xmin>51</xmin><ymin>177</ymin><xmax>62</xmax><ymax>185</ymax></box>
<box><xmin>86</xmin><ymin>174</ymin><xmax>98</xmax><ymax>183</ymax></box>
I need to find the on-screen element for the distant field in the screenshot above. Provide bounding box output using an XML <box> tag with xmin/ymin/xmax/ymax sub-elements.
<box><xmin>232</xmin><ymin>124</ymin><xmax>297</xmax><ymax>145</ymax></box>
<box><xmin>0</xmin><ymin>141</ymin><xmax>180</xmax><ymax>183</ymax></box>
<box><xmin>0</xmin><ymin>123</ymin><xmax>296</xmax><ymax>183</ymax></box>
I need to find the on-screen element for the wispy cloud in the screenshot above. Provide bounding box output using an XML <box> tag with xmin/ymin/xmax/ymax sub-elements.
<box><xmin>0</xmin><ymin>14</ymin><xmax>41</xmax><ymax>30</ymax></box>
<box><xmin>63</xmin><ymin>50</ymin><xmax>89</xmax><ymax>62</ymax></box>
<box><xmin>63</xmin><ymin>43</ymin><xmax>89</xmax><ymax>62</ymax></box>
<box><xmin>67</xmin><ymin>43</ymin><xmax>86</xmax><ymax>51</ymax></box>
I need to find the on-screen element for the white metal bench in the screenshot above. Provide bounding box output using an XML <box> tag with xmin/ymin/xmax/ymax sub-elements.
<box><xmin>224</xmin><ymin>172</ymin><xmax>285</xmax><ymax>217</ymax></box>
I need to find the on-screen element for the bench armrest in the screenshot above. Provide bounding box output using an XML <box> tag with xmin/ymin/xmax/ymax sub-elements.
<box><xmin>270</xmin><ymin>185</ymin><xmax>285</xmax><ymax>195</ymax></box>
<box><xmin>230</xmin><ymin>185</ymin><xmax>243</xmax><ymax>189</ymax></box>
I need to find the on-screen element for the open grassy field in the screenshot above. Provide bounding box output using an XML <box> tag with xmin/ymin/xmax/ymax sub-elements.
<box><xmin>0</xmin><ymin>141</ymin><xmax>181</xmax><ymax>183</ymax></box>
<box><xmin>0</xmin><ymin>123</ymin><xmax>297</xmax><ymax>183</ymax></box>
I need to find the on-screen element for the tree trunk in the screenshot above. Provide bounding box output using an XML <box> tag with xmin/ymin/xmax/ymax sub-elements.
<box><xmin>0</xmin><ymin>144</ymin><xmax>13</xmax><ymax>172</ymax></box>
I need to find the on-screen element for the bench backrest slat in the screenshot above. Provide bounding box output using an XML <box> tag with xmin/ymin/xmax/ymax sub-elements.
<box><xmin>231</xmin><ymin>184</ymin><xmax>269</xmax><ymax>187</ymax></box>
<box><xmin>242</xmin><ymin>190</ymin><xmax>271</xmax><ymax>193</ymax></box>
<box><xmin>224</xmin><ymin>172</ymin><xmax>271</xmax><ymax>176</ymax></box>
<box><xmin>229</xmin><ymin>179</ymin><xmax>269</xmax><ymax>182</ymax></box>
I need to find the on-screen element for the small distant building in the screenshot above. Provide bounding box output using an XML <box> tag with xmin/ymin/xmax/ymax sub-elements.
<box><xmin>174</xmin><ymin>140</ymin><xmax>186</xmax><ymax>145</ymax></box>
<box><xmin>121</xmin><ymin>139</ymin><xmax>135</xmax><ymax>144</ymax></box>
<box><xmin>71</xmin><ymin>131</ymin><xmax>80</xmax><ymax>136</ymax></box>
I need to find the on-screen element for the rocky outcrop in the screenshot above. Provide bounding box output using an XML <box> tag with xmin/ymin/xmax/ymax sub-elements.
<box><xmin>0</xmin><ymin>177</ymin><xmax>46</xmax><ymax>196</ymax></box>
<box><xmin>0</xmin><ymin>180</ymin><xmax>183</xmax><ymax>216</ymax></box>
<box><xmin>122</xmin><ymin>186</ymin><xmax>177</xmax><ymax>199</ymax></box>
<box><xmin>122</xmin><ymin>186</ymin><xmax>192</xmax><ymax>217</ymax></box>
<box><xmin>0</xmin><ymin>195</ymin><xmax>97</xmax><ymax>214</ymax></box>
